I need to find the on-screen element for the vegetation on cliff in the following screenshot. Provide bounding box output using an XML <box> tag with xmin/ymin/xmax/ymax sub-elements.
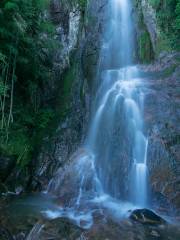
<box><xmin>0</xmin><ymin>0</ymin><xmax>87</xmax><ymax>191</ymax></box>
<box><xmin>149</xmin><ymin>0</ymin><xmax>180</xmax><ymax>52</ymax></box>
<box><xmin>135</xmin><ymin>0</ymin><xmax>180</xmax><ymax>62</ymax></box>
<box><xmin>0</xmin><ymin>0</ymin><xmax>86</xmax><ymax>171</ymax></box>
<box><xmin>0</xmin><ymin>0</ymin><xmax>59</xmax><ymax>170</ymax></box>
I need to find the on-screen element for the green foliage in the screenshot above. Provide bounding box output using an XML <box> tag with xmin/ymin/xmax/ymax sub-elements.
<box><xmin>175</xmin><ymin>2</ymin><xmax>180</xmax><ymax>29</ymax></box>
<box><xmin>0</xmin><ymin>52</ymin><xmax>6</xmax><ymax>64</ymax></box>
<box><xmin>136</xmin><ymin>4</ymin><xmax>154</xmax><ymax>62</ymax></box>
<box><xmin>4</xmin><ymin>2</ymin><xmax>19</xmax><ymax>11</ymax></box>
<box><xmin>149</xmin><ymin>0</ymin><xmax>161</xmax><ymax>8</ymax></box>
<box><xmin>139</xmin><ymin>31</ymin><xmax>154</xmax><ymax>62</ymax></box>
<box><xmin>149</xmin><ymin>0</ymin><xmax>180</xmax><ymax>51</ymax></box>
<box><xmin>40</xmin><ymin>22</ymin><xmax>56</xmax><ymax>34</ymax></box>
<box><xmin>0</xmin><ymin>0</ymin><xmax>59</xmax><ymax>169</ymax></box>
<box><xmin>0</xmin><ymin>129</ymin><xmax>32</xmax><ymax>167</ymax></box>
<box><xmin>161</xmin><ymin>64</ymin><xmax>178</xmax><ymax>77</ymax></box>
<box><xmin>0</xmin><ymin>0</ymin><xmax>85</xmax><ymax>171</ymax></box>
<box><xmin>37</xmin><ymin>109</ymin><xmax>55</xmax><ymax>129</ymax></box>
<box><xmin>78</xmin><ymin>0</ymin><xmax>87</xmax><ymax>8</ymax></box>
<box><xmin>0</xmin><ymin>79</ymin><xmax>8</xmax><ymax>96</ymax></box>
<box><xmin>73</xmin><ymin>0</ymin><xmax>87</xmax><ymax>9</ymax></box>
<box><xmin>57</xmin><ymin>62</ymin><xmax>77</xmax><ymax>118</ymax></box>
<box><xmin>156</xmin><ymin>32</ymin><xmax>172</xmax><ymax>53</ymax></box>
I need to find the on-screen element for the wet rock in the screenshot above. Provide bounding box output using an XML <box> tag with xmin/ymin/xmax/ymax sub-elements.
<box><xmin>32</xmin><ymin>218</ymin><xmax>83</xmax><ymax>240</ymax></box>
<box><xmin>1</xmin><ymin>168</ymin><xmax>29</xmax><ymax>195</ymax></box>
<box><xmin>85</xmin><ymin>218</ymin><xmax>137</xmax><ymax>240</ymax></box>
<box><xmin>150</xmin><ymin>230</ymin><xmax>160</xmax><ymax>238</ymax></box>
<box><xmin>30</xmin><ymin>1</ymin><xmax>89</xmax><ymax>191</ymax></box>
<box><xmin>152</xmin><ymin>192</ymin><xmax>173</xmax><ymax>215</ymax></box>
<box><xmin>130</xmin><ymin>209</ymin><xmax>166</xmax><ymax>225</ymax></box>
<box><xmin>27</xmin><ymin>0</ymin><xmax>110</xmax><ymax>194</ymax></box>
<box><xmin>0</xmin><ymin>226</ymin><xmax>14</xmax><ymax>240</ymax></box>
<box><xmin>15</xmin><ymin>232</ymin><xmax>25</xmax><ymax>240</ymax></box>
<box><xmin>138</xmin><ymin>53</ymin><xmax>180</xmax><ymax>213</ymax></box>
<box><xmin>26</xmin><ymin>222</ymin><xmax>44</xmax><ymax>240</ymax></box>
<box><xmin>47</xmin><ymin>148</ymin><xmax>96</xmax><ymax>203</ymax></box>
<box><xmin>15</xmin><ymin>186</ymin><xmax>23</xmax><ymax>195</ymax></box>
<box><xmin>0</xmin><ymin>156</ymin><xmax>15</xmax><ymax>182</ymax></box>
<box><xmin>140</xmin><ymin>0</ymin><xmax>158</xmax><ymax>53</ymax></box>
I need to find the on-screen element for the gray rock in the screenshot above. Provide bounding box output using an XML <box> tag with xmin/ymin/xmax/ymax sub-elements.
<box><xmin>150</xmin><ymin>230</ymin><xmax>160</xmax><ymax>238</ymax></box>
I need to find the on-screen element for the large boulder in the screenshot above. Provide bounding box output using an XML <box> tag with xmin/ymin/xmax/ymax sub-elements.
<box><xmin>130</xmin><ymin>208</ymin><xmax>166</xmax><ymax>225</ymax></box>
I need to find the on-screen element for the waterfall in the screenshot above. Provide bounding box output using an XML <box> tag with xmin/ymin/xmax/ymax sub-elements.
<box><xmin>45</xmin><ymin>0</ymin><xmax>149</xmax><ymax>226</ymax></box>
<box><xmin>86</xmin><ymin>68</ymin><xmax>148</xmax><ymax>206</ymax></box>
<box><xmin>85</xmin><ymin>0</ymin><xmax>149</xmax><ymax>206</ymax></box>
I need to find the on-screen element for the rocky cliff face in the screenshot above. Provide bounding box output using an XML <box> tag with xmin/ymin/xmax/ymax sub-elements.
<box><xmin>30</xmin><ymin>0</ymin><xmax>107</xmax><ymax>191</ymax></box>
<box><xmin>134</xmin><ymin>0</ymin><xmax>179</xmax><ymax>59</ymax></box>
<box><xmin>132</xmin><ymin>0</ymin><xmax>154</xmax><ymax>63</ymax></box>
<box><xmin>32</xmin><ymin>0</ymin><xmax>180</xmax><ymax>216</ymax></box>
<box><xmin>140</xmin><ymin>0</ymin><xmax>158</xmax><ymax>53</ymax></box>
<box><xmin>128</xmin><ymin>1</ymin><xmax>180</xmax><ymax>213</ymax></box>
<box><xmin>141</xmin><ymin>52</ymin><xmax>180</xmax><ymax>213</ymax></box>
<box><xmin>34</xmin><ymin>0</ymin><xmax>180</xmax><ymax>213</ymax></box>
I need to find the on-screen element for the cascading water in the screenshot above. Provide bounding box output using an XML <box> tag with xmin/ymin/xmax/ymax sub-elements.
<box><xmin>87</xmin><ymin>67</ymin><xmax>148</xmax><ymax>207</ymax></box>
<box><xmin>45</xmin><ymin>0</ymin><xmax>149</xmax><ymax>227</ymax></box>
<box><xmin>85</xmin><ymin>0</ymin><xmax>149</xmax><ymax>206</ymax></box>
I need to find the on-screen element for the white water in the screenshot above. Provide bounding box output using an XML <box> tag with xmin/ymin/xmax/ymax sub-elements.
<box><xmin>44</xmin><ymin>0</ymin><xmax>149</xmax><ymax>227</ymax></box>
<box><xmin>84</xmin><ymin>0</ymin><xmax>148</xmax><ymax>207</ymax></box>
<box><xmin>86</xmin><ymin>66</ymin><xmax>148</xmax><ymax>206</ymax></box>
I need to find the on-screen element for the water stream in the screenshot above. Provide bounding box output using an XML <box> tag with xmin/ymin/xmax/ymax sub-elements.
<box><xmin>44</xmin><ymin>0</ymin><xmax>150</xmax><ymax>226</ymax></box>
<box><xmin>84</xmin><ymin>0</ymin><xmax>149</xmax><ymax>207</ymax></box>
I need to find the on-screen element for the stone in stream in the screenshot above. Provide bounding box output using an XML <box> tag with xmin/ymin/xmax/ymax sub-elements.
<box><xmin>27</xmin><ymin>218</ymin><xmax>83</xmax><ymax>240</ymax></box>
<box><xmin>129</xmin><ymin>209</ymin><xmax>166</xmax><ymax>225</ymax></box>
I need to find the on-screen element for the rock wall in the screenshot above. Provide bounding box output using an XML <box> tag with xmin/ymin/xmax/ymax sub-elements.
<box><xmin>132</xmin><ymin>0</ymin><xmax>155</xmax><ymax>62</ymax></box>
<box><xmin>134</xmin><ymin>0</ymin><xmax>179</xmax><ymax>58</ymax></box>
<box><xmin>140</xmin><ymin>0</ymin><xmax>158</xmax><ymax>53</ymax></box>
<box><xmin>30</xmin><ymin>0</ymin><xmax>107</xmax><ymax>191</ymax></box>
<box><xmin>132</xmin><ymin>1</ymin><xmax>179</xmax><ymax>213</ymax></box>
<box><xmin>141</xmin><ymin>52</ymin><xmax>180</xmax><ymax>213</ymax></box>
